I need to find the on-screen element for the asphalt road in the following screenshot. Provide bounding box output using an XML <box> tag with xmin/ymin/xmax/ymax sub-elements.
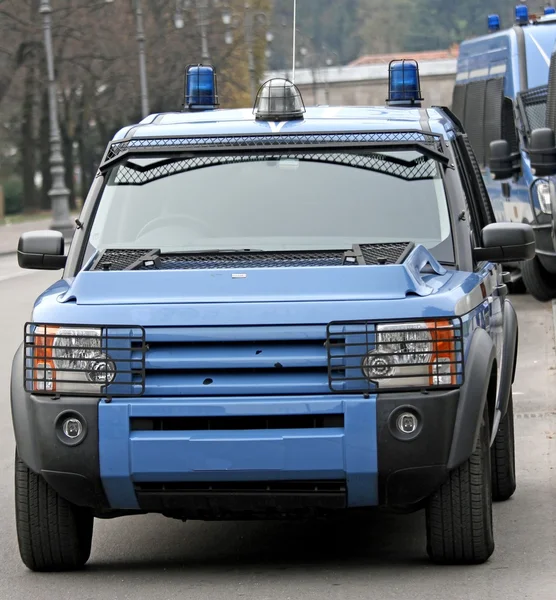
<box><xmin>0</xmin><ymin>254</ymin><xmax>554</xmax><ymax>600</ymax></box>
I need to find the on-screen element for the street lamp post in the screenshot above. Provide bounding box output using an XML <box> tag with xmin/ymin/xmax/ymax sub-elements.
<box><xmin>175</xmin><ymin>0</ymin><xmax>211</xmax><ymax>63</ymax></box>
<box><xmin>133</xmin><ymin>0</ymin><xmax>150</xmax><ymax>118</ymax></box>
<box><xmin>39</xmin><ymin>0</ymin><xmax>73</xmax><ymax>238</ymax></box>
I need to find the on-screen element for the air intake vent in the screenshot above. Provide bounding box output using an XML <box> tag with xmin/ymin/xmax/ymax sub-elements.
<box><xmin>91</xmin><ymin>242</ymin><xmax>414</xmax><ymax>271</ymax></box>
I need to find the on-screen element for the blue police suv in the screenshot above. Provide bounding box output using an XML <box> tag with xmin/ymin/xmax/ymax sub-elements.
<box><xmin>11</xmin><ymin>62</ymin><xmax>535</xmax><ymax>570</ymax></box>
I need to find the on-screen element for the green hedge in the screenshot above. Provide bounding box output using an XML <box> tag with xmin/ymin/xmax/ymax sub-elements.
<box><xmin>2</xmin><ymin>178</ymin><xmax>24</xmax><ymax>215</ymax></box>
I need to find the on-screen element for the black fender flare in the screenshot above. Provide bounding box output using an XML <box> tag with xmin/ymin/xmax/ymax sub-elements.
<box><xmin>447</xmin><ymin>327</ymin><xmax>496</xmax><ymax>470</ymax></box>
<box><xmin>498</xmin><ymin>299</ymin><xmax>519</xmax><ymax>418</ymax></box>
<box><xmin>10</xmin><ymin>343</ymin><xmax>41</xmax><ymax>474</ymax></box>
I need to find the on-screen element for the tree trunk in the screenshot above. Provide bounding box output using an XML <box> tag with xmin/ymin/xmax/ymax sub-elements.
<box><xmin>61</xmin><ymin>125</ymin><xmax>76</xmax><ymax>211</ymax></box>
<box><xmin>20</xmin><ymin>62</ymin><xmax>38</xmax><ymax>213</ymax></box>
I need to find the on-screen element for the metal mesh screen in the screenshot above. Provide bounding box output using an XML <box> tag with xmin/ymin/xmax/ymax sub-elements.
<box><xmin>518</xmin><ymin>85</ymin><xmax>548</xmax><ymax>137</ymax></box>
<box><xmin>91</xmin><ymin>243</ymin><xmax>415</xmax><ymax>272</ymax></box>
<box><xmin>112</xmin><ymin>152</ymin><xmax>438</xmax><ymax>186</ymax></box>
<box><xmin>102</xmin><ymin>131</ymin><xmax>444</xmax><ymax>165</ymax></box>
<box><xmin>547</xmin><ymin>51</ymin><xmax>556</xmax><ymax>133</ymax></box>
<box><xmin>451</xmin><ymin>84</ymin><xmax>467</xmax><ymax>122</ymax></box>
<box><xmin>484</xmin><ymin>78</ymin><xmax>504</xmax><ymax>163</ymax></box>
<box><xmin>502</xmin><ymin>97</ymin><xmax>519</xmax><ymax>154</ymax></box>
<box><xmin>464</xmin><ymin>80</ymin><xmax>487</xmax><ymax>165</ymax></box>
<box><xmin>462</xmin><ymin>136</ymin><xmax>496</xmax><ymax>224</ymax></box>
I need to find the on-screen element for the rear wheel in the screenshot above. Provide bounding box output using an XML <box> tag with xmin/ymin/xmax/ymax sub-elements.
<box><xmin>491</xmin><ymin>393</ymin><xmax>517</xmax><ymax>502</ymax></box>
<box><xmin>425</xmin><ymin>404</ymin><xmax>494</xmax><ymax>565</ymax></box>
<box><xmin>15</xmin><ymin>452</ymin><xmax>94</xmax><ymax>572</ymax></box>
<box><xmin>521</xmin><ymin>256</ymin><xmax>556</xmax><ymax>302</ymax></box>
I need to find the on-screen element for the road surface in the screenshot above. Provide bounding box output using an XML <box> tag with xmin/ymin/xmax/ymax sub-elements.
<box><xmin>0</xmin><ymin>254</ymin><xmax>554</xmax><ymax>599</ymax></box>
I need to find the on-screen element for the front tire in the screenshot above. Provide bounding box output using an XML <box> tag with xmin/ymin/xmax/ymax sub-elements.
<box><xmin>15</xmin><ymin>452</ymin><xmax>94</xmax><ymax>572</ymax></box>
<box><xmin>521</xmin><ymin>256</ymin><xmax>556</xmax><ymax>302</ymax></box>
<box><xmin>491</xmin><ymin>393</ymin><xmax>517</xmax><ymax>501</ymax></box>
<box><xmin>425</xmin><ymin>404</ymin><xmax>494</xmax><ymax>565</ymax></box>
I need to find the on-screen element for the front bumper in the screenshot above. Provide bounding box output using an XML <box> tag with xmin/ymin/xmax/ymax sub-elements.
<box><xmin>17</xmin><ymin>390</ymin><xmax>459</xmax><ymax>516</ymax></box>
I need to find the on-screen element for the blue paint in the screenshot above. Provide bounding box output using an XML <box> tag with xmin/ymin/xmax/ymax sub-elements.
<box><xmin>99</xmin><ymin>395</ymin><xmax>378</xmax><ymax>509</ymax></box>
<box><xmin>26</xmin><ymin>80</ymin><xmax>504</xmax><ymax>518</ymax></box>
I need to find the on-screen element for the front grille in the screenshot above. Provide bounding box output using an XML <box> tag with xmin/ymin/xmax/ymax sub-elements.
<box><xmin>90</xmin><ymin>242</ymin><xmax>414</xmax><ymax>271</ymax></box>
<box><xmin>130</xmin><ymin>414</ymin><xmax>344</xmax><ymax>431</ymax></box>
<box><xmin>142</xmin><ymin>326</ymin><xmax>335</xmax><ymax>397</ymax></box>
<box><xmin>134</xmin><ymin>480</ymin><xmax>347</xmax><ymax>515</ymax></box>
<box><xmin>326</xmin><ymin>318</ymin><xmax>464</xmax><ymax>394</ymax></box>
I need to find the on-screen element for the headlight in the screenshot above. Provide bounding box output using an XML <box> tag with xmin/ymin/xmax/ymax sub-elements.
<box><xmin>537</xmin><ymin>181</ymin><xmax>552</xmax><ymax>215</ymax></box>
<box><xmin>30</xmin><ymin>326</ymin><xmax>116</xmax><ymax>394</ymax></box>
<box><xmin>361</xmin><ymin>320</ymin><xmax>459</xmax><ymax>389</ymax></box>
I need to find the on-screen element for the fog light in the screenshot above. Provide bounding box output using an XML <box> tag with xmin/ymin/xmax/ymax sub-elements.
<box><xmin>396</xmin><ymin>412</ymin><xmax>418</xmax><ymax>434</ymax></box>
<box><xmin>62</xmin><ymin>418</ymin><xmax>83</xmax><ymax>439</ymax></box>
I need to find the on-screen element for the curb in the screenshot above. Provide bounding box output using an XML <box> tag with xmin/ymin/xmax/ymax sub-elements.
<box><xmin>553</xmin><ymin>300</ymin><xmax>556</xmax><ymax>349</ymax></box>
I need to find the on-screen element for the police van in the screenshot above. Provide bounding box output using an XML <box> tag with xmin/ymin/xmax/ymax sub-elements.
<box><xmin>453</xmin><ymin>5</ymin><xmax>556</xmax><ymax>300</ymax></box>
<box><xmin>12</xmin><ymin>62</ymin><xmax>535</xmax><ymax>571</ymax></box>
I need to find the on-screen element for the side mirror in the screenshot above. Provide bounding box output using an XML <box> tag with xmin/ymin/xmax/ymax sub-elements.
<box><xmin>528</xmin><ymin>128</ymin><xmax>556</xmax><ymax>177</ymax></box>
<box><xmin>473</xmin><ymin>223</ymin><xmax>536</xmax><ymax>263</ymax></box>
<box><xmin>17</xmin><ymin>231</ymin><xmax>66</xmax><ymax>270</ymax></box>
<box><xmin>489</xmin><ymin>140</ymin><xmax>520</xmax><ymax>180</ymax></box>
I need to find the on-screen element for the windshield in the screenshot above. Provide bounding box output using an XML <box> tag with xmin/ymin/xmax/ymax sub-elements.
<box><xmin>87</xmin><ymin>150</ymin><xmax>454</xmax><ymax>264</ymax></box>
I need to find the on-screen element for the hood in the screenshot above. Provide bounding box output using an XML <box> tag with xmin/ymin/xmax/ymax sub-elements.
<box><xmin>60</xmin><ymin>245</ymin><xmax>452</xmax><ymax>306</ymax></box>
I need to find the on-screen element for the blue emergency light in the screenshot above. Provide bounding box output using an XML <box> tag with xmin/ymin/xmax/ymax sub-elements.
<box><xmin>488</xmin><ymin>14</ymin><xmax>501</xmax><ymax>32</ymax></box>
<box><xmin>387</xmin><ymin>60</ymin><xmax>423</xmax><ymax>107</ymax></box>
<box><xmin>253</xmin><ymin>78</ymin><xmax>305</xmax><ymax>121</ymax></box>
<box><xmin>184</xmin><ymin>64</ymin><xmax>218</xmax><ymax>111</ymax></box>
<box><xmin>545</xmin><ymin>6</ymin><xmax>556</xmax><ymax>15</ymax></box>
<box><xmin>515</xmin><ymin>4</ymin><xmax>529</xmax><ymax>24</ymax></box>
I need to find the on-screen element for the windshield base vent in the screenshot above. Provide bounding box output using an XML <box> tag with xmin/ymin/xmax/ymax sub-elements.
<box><xmin>90</xmin><ymin>242</ymin><xmax>415</xmax><ymax>272</ymax></box>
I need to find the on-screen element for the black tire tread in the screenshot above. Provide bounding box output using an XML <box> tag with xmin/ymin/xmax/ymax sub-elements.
<box><xmin>521</xmin><ymin>257</ymin><xmax>556</xmax><ymax>302</ymax></box>
<box><xmin>491</xmin><ymin>394</ymin><xmax>517</xmax><ymax>502</ymax></box>
<box><xmin>15</xmin><ymin>453</ymin><xmax>93</xmax><ymax>572</ymax></box>
<box><xmin>426</xmin><ymin>406</ymin><xmax>494</xmax><ymax>565</ymax></box>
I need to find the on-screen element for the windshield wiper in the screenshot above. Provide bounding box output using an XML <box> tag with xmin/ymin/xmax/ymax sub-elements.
<box><xmin>123</xmin><ymin>248</ymin><xmax>265</xmax><ymax>270</ymax></box>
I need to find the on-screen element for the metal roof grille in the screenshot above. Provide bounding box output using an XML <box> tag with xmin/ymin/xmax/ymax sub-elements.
<box><xmin>102</xmin><ymin>131</ymin><xmax>444</xmax><ymax>164</ymax></box>
<box><xmin>91</xmin><ymin>242</ymin><xmax>415</xmax><ymax>272</ymax></box>
<box><xmin>112</xmin><ymin>152</ymin><xmax>438</xmax><ymax>186</ymax></box>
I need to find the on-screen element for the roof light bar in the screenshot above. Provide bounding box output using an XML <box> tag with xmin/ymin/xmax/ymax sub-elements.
<box><xmin>253</xmin><ymin>78</ymin><xmax>306</xmax><ymax>122</ymax></box>
<box><xmin>387</xmin><ymin>60</ymin><xmax>423</xmax><ymax>108</ymax></box>
<box><xmin>184</xmin><ymin>64</ymin><xmax>219</xmax><ymax>112</ymax></box>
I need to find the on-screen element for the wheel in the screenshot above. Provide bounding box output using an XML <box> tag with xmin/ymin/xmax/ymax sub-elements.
<box><xmin>521</xmin><ymin>256</ymin><xmax>556</xmax><ymax>302</ymax></box>
<box><xmin>425</xmin><ymin>404</ymin><xmax>494</xmax><ymax>565</ymax></box>
<box><xmin>14</xmin><ymin>452</ymin><xmax>94</xmax><ymax>572</ymax></box>
<box><xmin>491</xmin><ymin>393</ymin><xmax>517</xmax><ymax>501</ymax></box>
